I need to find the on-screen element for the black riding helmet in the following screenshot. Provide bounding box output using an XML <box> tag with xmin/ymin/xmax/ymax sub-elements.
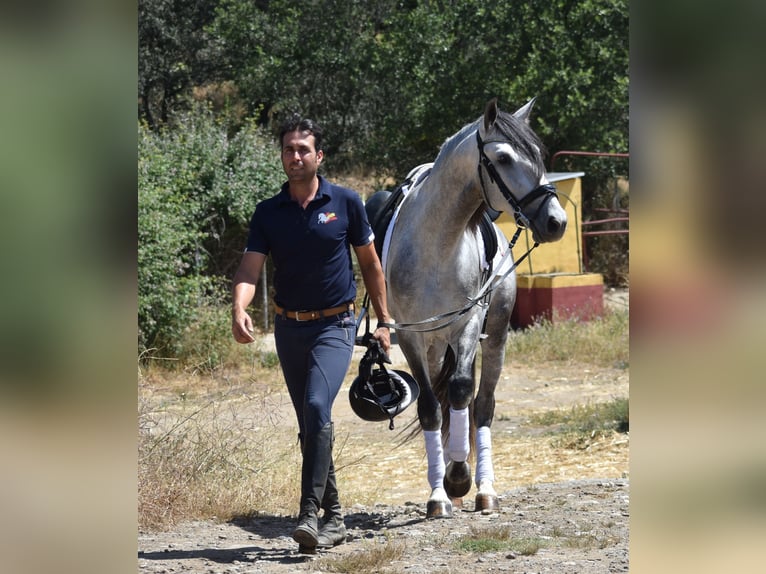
<box><xmin>349</xmin><ymin>336</ymin><xmax>419</xmax><ymax>430</ymax></box>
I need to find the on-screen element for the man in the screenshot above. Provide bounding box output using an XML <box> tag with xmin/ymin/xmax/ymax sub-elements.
<box><xmin>231</xmin><ymin>115</ymin><xmax>391</xmax><ymax>553</ymax></box>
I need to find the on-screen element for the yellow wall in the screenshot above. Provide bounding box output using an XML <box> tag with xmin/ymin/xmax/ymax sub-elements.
<box><xmin>496</xmin><ymin>172</ymin><xmax>585</xmax><ymax>275</ymax></box>
<box><xmin>516</xmin><ymin>272</ymin><xmax>603</xmax><ymax>289</ymax></box>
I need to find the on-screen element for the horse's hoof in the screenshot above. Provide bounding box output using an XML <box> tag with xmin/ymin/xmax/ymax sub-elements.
<box><xmin>426</xmin><ymin>498</ymin><xmax>453</xmax><ymax>518</ymax></box>
<box><xmin>444</xmin><ymin>461</ymin><xmax>472</xmax><ymax>498</ymax></box>
<box><xmin>475</xmin><ymin>492</ymin><xmax>500</xmax><ymax>514</ymax></box>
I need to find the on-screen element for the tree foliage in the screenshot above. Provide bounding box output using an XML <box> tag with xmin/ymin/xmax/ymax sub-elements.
<box><xmin>138</xmin><ymin>106</ymin><xmax>283</xmax><ymax>355</ymax></box>
<box><xmin>140</xmin><ymin>0</ymin><xmax>628</xmax><ymax>175</ymax></box>
<box><xmin>138</xmin><ymin>0</ymin><xmax>629</xmax><ymax>356</ymax></box>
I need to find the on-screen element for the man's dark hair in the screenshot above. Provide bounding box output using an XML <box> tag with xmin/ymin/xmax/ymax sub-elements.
<box><xmin>279</xmin><ymin>114</ymin><xmax>324</xmax><ymax>151</ymax></box>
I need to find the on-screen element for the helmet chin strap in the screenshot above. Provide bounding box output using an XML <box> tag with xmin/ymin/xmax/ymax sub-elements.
<box><xmin>358</xmin><ymin>334</ymin><xmax>391</xmax><ymax>377</ymax></box>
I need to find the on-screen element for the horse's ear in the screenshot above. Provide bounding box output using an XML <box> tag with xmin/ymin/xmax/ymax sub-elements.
<box><xmin>513</xmin><ymin>98</ymin><xmax>537</xmax><ymax>124</ymax></box>
<box><xmin>483</xmin><ymin>98</ymin><xmax>499</xmax><ymax>133</ymax></box>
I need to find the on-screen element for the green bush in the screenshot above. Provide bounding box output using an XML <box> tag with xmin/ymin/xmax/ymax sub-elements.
<box><xmin>138</xmin><ymin>106</ymin><xmax>284</xmax><ymax>358</ymax></box>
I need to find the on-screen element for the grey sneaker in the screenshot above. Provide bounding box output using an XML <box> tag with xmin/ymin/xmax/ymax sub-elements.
<box><xmin>316</xmin><ymin>515</ymin><xmax>347</xmax><ymax>548</ymax></box>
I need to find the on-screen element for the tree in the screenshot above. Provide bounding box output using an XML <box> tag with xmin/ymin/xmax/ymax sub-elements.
<box><xmin>139</xmin><ymin>0</ymin><xmax>223</xmax><ymax>127</ymax></box>
<box><xmin>508</xmin><ymin>0</ymin><xmax>629</xmax><ymax>175</ymax></box>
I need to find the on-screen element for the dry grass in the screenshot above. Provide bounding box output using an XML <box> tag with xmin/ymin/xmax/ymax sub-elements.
<box><xmin>550</xmin><ymin>525</ymin><xmax>622</xmax><ymax>550</ymax></box>
<box><xmin>138</xmin><ymin>360</ymin><xmax>300</xmax><ymax>530</ymax></box>
<box><xmin>311</xmin><ymin>538</ymin><xmax>407</xmax><ymax>573</ymax></box>
<box><xmin>507</xmin><ymin>307</ymin><xmax>628</xmax><ymax>368</ymax></box>
<box><xmin>454</xmin><ymin>522</ymin><xmax>620</xmax><ymax>556</ymax></box>
<box><xmin>455</xmin><ymin>524</ymin><xmax>544</xmax><ymax>555</ymax></box>
<box><xmin>529</xmin><ymin>397</ymin><xmax>629</xmax><ymax>449</ymax></box>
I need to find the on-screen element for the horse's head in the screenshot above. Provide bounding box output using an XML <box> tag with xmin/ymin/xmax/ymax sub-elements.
<box><xmin>476</xmin><ymin>98</ymin><xmax>567</xmax><ymax>244</ymax></box>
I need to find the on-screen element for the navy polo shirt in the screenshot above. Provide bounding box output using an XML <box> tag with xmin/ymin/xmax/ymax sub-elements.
<box><xmin>246</xmin><ymin>176</ymin><xmax>374</xmax><ymax>311</ymax></box>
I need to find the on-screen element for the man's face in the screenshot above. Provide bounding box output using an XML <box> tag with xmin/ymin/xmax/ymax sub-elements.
<box><xmin>281</xmin><ymin>129</ymin><xmax>323</xmax><ymax>183</ymax></box>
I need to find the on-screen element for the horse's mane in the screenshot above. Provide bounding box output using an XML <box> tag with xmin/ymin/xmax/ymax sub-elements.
<box><xmin>437</xmin><ymin>107</ymin><xmax>548</xmax><ymax>180</ymax></box>
<box><xmin>435</xmin><ymin>118</ymin><xmax>480</xmax><ymax>161</ymax></box>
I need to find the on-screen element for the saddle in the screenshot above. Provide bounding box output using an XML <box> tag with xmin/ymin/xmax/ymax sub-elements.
<box><xmin>365</xmin><ymin>166</ymin><xmax>499</xmax><ymax>265</ymax></box>
<box><xmin>365</xmin><ymin>187</ymin><xmax>402</xmax><ymax>259</ymax></box>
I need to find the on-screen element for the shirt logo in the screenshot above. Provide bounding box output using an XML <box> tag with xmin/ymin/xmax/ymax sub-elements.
<box><xmin>318</xmin><ymin>212</ymin><xmax>338</xmax><ymax>224</ymax></box>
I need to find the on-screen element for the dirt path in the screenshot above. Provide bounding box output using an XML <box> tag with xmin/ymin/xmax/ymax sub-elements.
<box><xmin>139</xmin><ymin>291</ymin><xmax>629</xmax><ymax>573</ymax></box>
<box><xmin>138</xmin><ymin>478</ymin><xmax>628</xmax><ymax>573</ymax></box>
<box><xmin>139</xmin><ymin>361</ymin><xmax>628</xmax><ymax>573</ymax></box>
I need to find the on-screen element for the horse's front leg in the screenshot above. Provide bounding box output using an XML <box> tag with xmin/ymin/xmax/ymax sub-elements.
<box><xmin>399</xmin><ymin>338</ymin><xmax>454</xmax><ymax>519</ymax></box>
<box><xmin>473</xmin><ymin>389</ymin><xmax>500</xmax><ymax>514</ymax></box>
<box><xmin>443</xmin><ymin>333</ymin><xmax>480</xmax><ymax>501</ymax></box>
<box><xmin>472</xmin><ymin>287</ymin><xmax>514</xmax><ymax>513</ymax></box>
<box><xmin>417</xmin><ymin>379</ymin><xmax>453</xmax><ymax>518</ymax></box>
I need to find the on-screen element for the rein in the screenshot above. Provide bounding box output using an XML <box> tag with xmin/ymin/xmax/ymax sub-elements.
<box><xmin>363</xmin><ymin>227</ymin><xmax>538</xmax><ymax>334</ymax></box>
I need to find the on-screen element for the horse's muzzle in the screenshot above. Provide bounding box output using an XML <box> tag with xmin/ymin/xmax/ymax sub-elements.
<box><xmin>524</xmin><ymin>187</ymin><xmax>567</xmax><ymax>243</ymax></box>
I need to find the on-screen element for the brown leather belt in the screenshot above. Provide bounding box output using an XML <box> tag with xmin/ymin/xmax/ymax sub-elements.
<box><xmin>274</xmin><ymin>302</ymin><xmax>354</xmax><ymax>321</ymax></box>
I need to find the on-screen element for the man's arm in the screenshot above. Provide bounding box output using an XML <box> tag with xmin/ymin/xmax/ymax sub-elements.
<box><xmin>354</xmin><ymin>242</ymin><xmax>392</xmax><ymax>354</ymax></box>
<box><xmin>232</xmin><ymin>251</ymin><xmax>267</xmax><ymax>344</ymax></box>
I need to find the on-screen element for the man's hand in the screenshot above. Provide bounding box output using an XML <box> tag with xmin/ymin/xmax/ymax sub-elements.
<box><xmin>232</xmin><ymin>308</ymin><xmax>255</xmax><ymax>344</ymax></box>
<box><xmin>231</xmin><ymin>252</ymin><xmax>265</xmax><ymax>344</ymax></box>
<box><xmin>373</xmin><ymin>324</ymin><xmax>391</xmax><ymax>355</ymax></box>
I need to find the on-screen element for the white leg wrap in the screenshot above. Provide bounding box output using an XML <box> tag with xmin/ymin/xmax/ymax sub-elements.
<box><xmin>448</xmin><ymin>407</ymin><xmax>470</xmax><ymax>462</ymax></box>
<box><xmin>424</xmin><ymin>430</ymin><xmax>446</xmax><ymax>491</ymax></box>
<box><xmin>475</xmin><ymin>426</ymin><xmax>495</xmax><ymax>486</ymax></box>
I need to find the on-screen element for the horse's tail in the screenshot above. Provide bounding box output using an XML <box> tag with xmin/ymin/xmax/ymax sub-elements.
<box><xmin>432</xmin><ymin>346</ymin><xmax>456</xmax><ymax>440</ymax></box>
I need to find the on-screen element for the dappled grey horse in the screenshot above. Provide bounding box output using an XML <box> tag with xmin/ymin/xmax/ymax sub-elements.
<box><xmin>376</xmin><ymin>99</ymin><xmax>567</xmax><ymax>517</ymax></box>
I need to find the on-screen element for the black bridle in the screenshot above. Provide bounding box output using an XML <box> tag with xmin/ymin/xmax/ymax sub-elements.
<box><xmin>476</xmin><ymin>130</ymin><xmax>557</xmax><ymax>233</ymax></box>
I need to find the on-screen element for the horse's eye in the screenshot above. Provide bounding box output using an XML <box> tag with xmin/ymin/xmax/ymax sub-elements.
<box><xmin>496</xmin><ymin>153</ymin><xmax>512</xmax><ymax>165</ymax></box>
